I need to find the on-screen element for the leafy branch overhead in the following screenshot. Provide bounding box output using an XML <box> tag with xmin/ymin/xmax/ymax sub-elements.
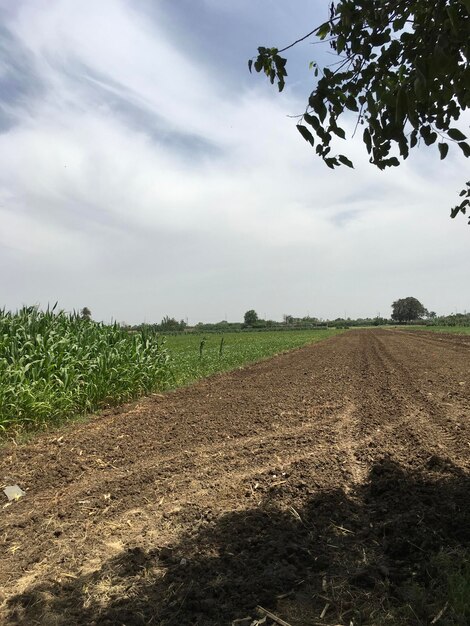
<box><xmin>249</xmin><ymin>0</ymin><xmax>470</xmax><ymax>222</ymax></box>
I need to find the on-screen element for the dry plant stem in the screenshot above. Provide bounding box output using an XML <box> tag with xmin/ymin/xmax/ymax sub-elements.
<box><xmin>256</xmin><ymin>605</ymin><xmax>293</xmax><ymax>626</ymax></box>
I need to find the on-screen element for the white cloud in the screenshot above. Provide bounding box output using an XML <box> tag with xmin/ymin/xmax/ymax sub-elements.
<box><xmin>0</xmin><ymin>0</ymin><xmax>468</xmax><ymax>323</ymax></box>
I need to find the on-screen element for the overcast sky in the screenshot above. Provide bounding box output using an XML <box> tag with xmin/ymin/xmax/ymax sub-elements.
<box><xmin>1</xmin><ymin>0</ymin><xmax>468</xmax><ymax>324</ymax></box>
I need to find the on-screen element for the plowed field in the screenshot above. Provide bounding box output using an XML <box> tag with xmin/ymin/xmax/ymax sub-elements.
<box><xmin>1</xmin><ymin>329</ymin><xmax>469</xmax><ymax>625</ymax></box>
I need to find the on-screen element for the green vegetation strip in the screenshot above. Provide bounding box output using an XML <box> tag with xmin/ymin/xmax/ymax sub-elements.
<box><xmin>400</xmin><ymin>326</ymin><xmax>470</xmax><ymax>336</ymax></box>
<box><xmin>0</xmin><ymin>308</ymin><xmax>341</xmax><ymax>434</ymax></box>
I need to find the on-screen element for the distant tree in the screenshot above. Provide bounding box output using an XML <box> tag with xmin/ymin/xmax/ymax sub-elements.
<box><xmin>373</xmin><ymin>316</ymin><xmax>388</xmax><ymax>326</ymax></box>
<box><xmin>391</xmin><ymin>297</ymin><xmax>426</xmax><ymax>323</ymax></box>
<box><xmin>283</xmin><ymin>314</ymin><xmax>294</xmax><ymax>325</ymax></box>
<box><xmin>81</xmin><ymin>307</ymin><xmax>92</xmax><ymax>321</ymax></box>
<box><xmin>244</xmin><ymin>309</ymin><xmax>259</xmax><ymax>326</ymax></box>
<box><xmin>302</xmin><ymin>315</ymin><xmax>319</xmax><ymax>324</ymax></box>
<box><xmin>438</xmin><ymin>311</ymin><xmax>470</xmax><ymax>326</ymax></box>
<box><xmin>159</xmin><ymin>316</ymin><xmax>186</xmax><ymax>332</ymax></box>
<box><xmin>427</xmin><ymin>311</ymin><xmax>437</xmax><ymax>319</ymax></box>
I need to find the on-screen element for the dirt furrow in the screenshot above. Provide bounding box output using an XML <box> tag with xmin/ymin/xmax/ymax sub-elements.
<box><xmin>393</xmin><ymin>328</ymin><xmax>470</xmax><ymax>352</ymax></box>
<box><xmin>1</xmin><ymin>329</ymin><xmax>469</xmax><ymax>626</ymax></box>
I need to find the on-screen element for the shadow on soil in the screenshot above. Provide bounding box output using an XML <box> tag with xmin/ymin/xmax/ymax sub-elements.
<box><xmin>6</xmin><ymin>457</ymin><xmax>470</xmax><ymax>626</ymax></box>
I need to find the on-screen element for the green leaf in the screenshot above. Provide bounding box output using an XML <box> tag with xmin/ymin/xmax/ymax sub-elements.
<box><xmin>395</xmin><ymin>88</ymin><xmax>407</xmax><ymax>124</ymax></box>
<box><xmin>316</xmin><ymin>22</ymin><xmax>330</xmax><ymax>40</ymax></box>
<box><xmin>296</xmin><ymin>125</ymin><xmax>314</xmax><ymax>146</ymax></box>
<box><xmin>324</xmin><ymin>157</ymin><xmax>338</xmax><ymax>169</ymax></box>
<box><xmin>274</xmin><ymin>55</ymin><xmax>287</xmax><ymax>71</ymax></box>
<box><xmin>451</xmin><ymin>199</ymin><xmax>469</xmax><ymax>218</ymax></box>
<box><xmin>448</xmin><ymin>128</ymin><xmax>467</xmax><ymax>141</ymax></box>
<box><xmin>459</xmin><ymin>142</ymin><xmax>470</xmax><ymax>158</ymax></box>
<box><xmin>414</xmin><ymin>70</ymin><xmax>427</xmax><ymax>101</ymax></box>
<box><xmin>363</xmin><ymin>128</ymin><xmax>372</xmax><ymax>154</ymax></box>
<box><xmin>338</xmin><ymin>154</ymin><xmax>354</xmax><ymax>168</ymax></box>
<box><xmin>248</xmin><ymin>59</ymin><xmax>253</xmax><ymax>73</ymax></box>
<box><xmin>393</xmin><ymin>16</ymin><xmax>407</xmax><ymax>31</ymax></box>
<box><xmin>336</xmin><ymin>34</ymin><xmax>346</xmax><ymax>54</ymax></box>
<box><xmin>370</xmin><ymin>32</ymin><xmax>391</xmax><ymax>46</ymax></box>
<box><xmin>304</xmin><ymin>113</ymin><xmax>320</xmax><ymax>130</ymax></box>
<box><xmin>345</xmin><ymin>96</ymin><xmax>358</xmax><ymax>112</ymax></box>
<box><xmin>438</xmin><ymin>143</ymin><xmax>449</xmax><ymax>159</ymax></box>
<box><xmin>398</xmin><ymin>137</ymin><xmax>409</xmax><ymax>159</ymax></box>
<box><xmin>420</xmin><ymin>126</ymin><xmax>437</xmax><ymax>146</ymax></box>
<box><xmin>331</xmin><ymin>126</ymin><xmax>346</xmax><ymax>139</ymax></box>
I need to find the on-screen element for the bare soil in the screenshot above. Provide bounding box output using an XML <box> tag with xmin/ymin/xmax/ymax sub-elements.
<box><xmin>1</xmin><ymin>329</ymin><xmax>469</xmax><ymax>625</ymax></box>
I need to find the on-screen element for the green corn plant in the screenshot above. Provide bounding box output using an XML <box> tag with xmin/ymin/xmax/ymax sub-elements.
<box><xmin>0</xmin><ymin>306</ymin><xmax>171</xmax><ymax>433</ymax></box>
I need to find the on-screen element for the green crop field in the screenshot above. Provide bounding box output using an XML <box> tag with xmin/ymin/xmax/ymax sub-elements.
<box><xmin>0</xmin><ymin>308</ymin><xmax>341</xmax><ymax>434</ymax></box>
<box><xmin>402</xmin><ymin>326</ymin><xmax>470</xmax><ymax>335</ymax></box>
<box><xmin>164</xmin><ymin>329</ymin><xmax>341</xmax><ymax>388</ymax></box>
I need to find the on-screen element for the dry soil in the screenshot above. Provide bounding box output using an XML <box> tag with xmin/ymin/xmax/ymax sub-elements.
<box><xmin>1</xmin><ymin>329</ymin><xmax>469</xmax><ymax>625</ymax></box>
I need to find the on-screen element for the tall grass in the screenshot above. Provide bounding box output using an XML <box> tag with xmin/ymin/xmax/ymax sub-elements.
<box><xmin>0</xmin><ymin>306</ymin><xmax>170</xmax><ymax>432</ymax></box>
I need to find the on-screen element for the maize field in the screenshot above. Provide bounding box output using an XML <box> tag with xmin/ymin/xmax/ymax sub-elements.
<box><xmin>0</xmin><ymin>307</ymin><xmax>170</xmax><ymax>432</ymax></box>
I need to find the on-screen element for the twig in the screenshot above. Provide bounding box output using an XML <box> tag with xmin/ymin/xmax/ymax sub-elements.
<box><xmin>330</xmin><ymin>522</ymin><xmax>355</xmax><ymax>535</ymax></box>
<box><xmin>406</xmin><ymin>539</ymin><xmax>425</xmax><ymax>553</ymax></box>
<box><xmin>278</xmin><ymin>27</ymin><xmax>321</xmax><ymax>53</ymax></box>
<box><xmin>278</xmin><ymin>16</ymin><xmax>342</xmax><ymax>53</ymax></box>
<box><xmin>289</xmin><ymin>506</ymin><xmax>303</xmax><ymax>523</ymax></box>
<box><xmin>309</xmin><ymin>623</ymin><xmax>344</xmax><ymax>626</ymax></box>
<box><xmin>256</xmin><ymin>606</ymin><xmax>293</xmax><ymax>626</ymax></box>
<box><xmin>431</xmin><ymin>602</ymin><xmax>449</xmax><ymax>624</ymax></box>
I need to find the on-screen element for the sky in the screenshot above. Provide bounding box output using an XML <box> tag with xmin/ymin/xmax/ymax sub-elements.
<box><xmin>0</xmin><ymin>0</ymin><xmax>468</xmax><ymax>325</ymax></box>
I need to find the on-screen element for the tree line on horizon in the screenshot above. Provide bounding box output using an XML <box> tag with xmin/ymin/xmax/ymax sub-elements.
<box><xmin>128</xmin><ymin>298</ymin><xmax>469</xmax><ymax>333</ymax></box>
<box><xmin>10</xmin><ymin>302</ymin><xmax>469</xmax><ymax>332</ymax></box>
